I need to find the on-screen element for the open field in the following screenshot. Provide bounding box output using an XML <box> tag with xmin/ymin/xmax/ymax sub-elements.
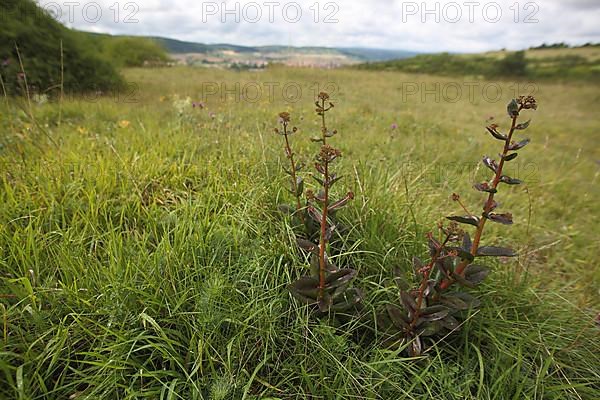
<box><xmin>1</xmin><ymin>67</ymin><xmax>599</xmax><ymax>398</ymax></box>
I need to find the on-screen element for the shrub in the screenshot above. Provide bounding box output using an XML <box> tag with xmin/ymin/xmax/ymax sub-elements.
<box><xmin>0</xmin><ymin>0</ymin><xmax>123</xmax><ymax>95</ymax></box>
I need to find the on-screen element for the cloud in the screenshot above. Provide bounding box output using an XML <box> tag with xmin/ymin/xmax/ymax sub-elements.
<box><xmin>35</xmin><ymin>0</ymin><xmax>600</xmax><ymax>51</ymax></box>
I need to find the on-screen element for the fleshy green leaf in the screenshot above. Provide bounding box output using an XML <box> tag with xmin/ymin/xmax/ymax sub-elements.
<box><xmin>294</xmin><ymin>176</ymin><xmax>304</xmax><ymax>196</ymax></box>
<box><xmin>477</xmin><ymin>246</ymin><xmax>517</xmax><ymax>257</ymax></box>
<box><xmin>312</xmin><ymin>175</ymin><xmax>324</xmax><ymax>186</ymax></box>
<box><xmin>507</xmin><ymin>99</ymin><xmax>519</xmax><ymax>118</ymax></box>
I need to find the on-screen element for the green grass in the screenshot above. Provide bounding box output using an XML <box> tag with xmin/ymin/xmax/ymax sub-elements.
<box><xmin>0</xmin><ymin>66</ymin><xmax>599</xmax><ymax>399</ymax></box>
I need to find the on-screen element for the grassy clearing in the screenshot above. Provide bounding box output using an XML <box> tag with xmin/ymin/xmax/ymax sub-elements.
<box><xmin>0</xmin><ymin>66</ymin><xmax>599</xmax><ymax>399</ymax></box>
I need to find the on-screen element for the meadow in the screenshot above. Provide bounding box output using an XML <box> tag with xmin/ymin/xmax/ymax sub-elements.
<box><xmin>0</xmin><ymin>66</ymin><xmax>599</xmax><ymax>399</ymax></box>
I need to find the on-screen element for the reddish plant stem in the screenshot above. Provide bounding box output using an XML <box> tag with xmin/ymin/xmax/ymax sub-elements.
<box><xmin>317</xmin><ymin>99</ymin><xmax>330</xmax><ymax>299</ymax></box>
<box><xmin>320</xmin><ymin>99</ymin><xmax>328</xmax><ymax>145</ymax></box>
<box><xmin>409</xmin><ymin>233</ymin><xmax>452</xmax><ymax>330</ymax></box>
<box><xmin>318</xmin><ymin>161</ymin><xmax>330</xmax><ymax>298</ymax></box>
<box><xmin>440</xmin><ymin>106</ymin><xmax>524</xmax><ymax>290</ymax></box>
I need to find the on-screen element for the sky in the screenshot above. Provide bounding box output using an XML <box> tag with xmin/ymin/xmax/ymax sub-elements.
<box><xmin>36</xmin><ymin>0</ymin><xmax>600</xmax><ymax>52</ymax></box>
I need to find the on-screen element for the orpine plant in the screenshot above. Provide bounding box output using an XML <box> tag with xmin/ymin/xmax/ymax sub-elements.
<box><xmin>274</xmin><ymin>112</ymin><xmax>305</xmax><ymax>220</ymax></box>
<box><xmin>289</xmin><ymin>92</ymin><xmax>361</xmax><ymax>314</ymax></box>
<box><xmin>378</xmin><ymin>96</ymin><xmax>538</xmax><ymax>356</ymax></box>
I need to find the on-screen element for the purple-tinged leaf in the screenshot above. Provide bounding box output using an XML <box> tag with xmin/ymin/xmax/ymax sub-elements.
<box><xmin>329</xmin><ymin>192</ymin><xmax>355</xmax><ymax>212</ymax></box>
<box><xmin>297</xmin><ymin>238</ymin><xmax>318</xmax><ymax>254</ymax></box>
<box><xmin>428</xmin><ymin>236</ymin><xmax>441</xmax><ymax>256</ymax></box>
<box><xmin>307</xmin><ymin>205</ymin><xmax>323</xmax><ymax>224</ymax></box>
<box><xmin>393</xmin><ymin>267</ymin><xmax>411</xmax><ymax>290</ymax></box>
<box><xmin>324</xmin><ymin>224</ymin><xmax>337</xmax><ymax>241</ymax></box>
<box><xmin>400</xmin><ymin>290</ymin><xmax>417</xmax><ymax>313</ymax></box>
<box><xmin>515</xmin><ymin>119</ymin><xmax>531</xmax><ymax>130</ymax></box>
<box><xmin>463</xmin><ymin>232</ymin><xmax>472</xmax><ymax>252</ymax></box>
<box><xmin>409</xmin><ymin>336</ymin><xmax>422</xmax><ymax>357</ymax></box>
<box><xmin>452</xmin><ymin>272</ymin><xmax>476</xmax><ymax>288</ymax></box>
<box><xmin>477</xmin><ymin>246</ymin><xmax>517</xmax><ymax>257</ymax></box>
<box><xmin>312</xmin><ymin>175</ymin><xmax>324</xmax><ymax>186</ymax></box>
<box><xmin>417</xmin><ymin>321</ymin><xmax>442</xmax><ymax>337</ymax></box>
<box><xmin>502</xmin><ymin>153</ymin><xmax>518</xmax><ymax>161</ymax></box>
<box><xmin>487</xmin><ymin>212</ymin><xmax>514</xmax><ymax>225</ymax></box>
<box><xmin>464</xmin><ymin>264</ymin><xmax>491</xmax><ymax>285</ymax></box>
<box><xmin>508</xmin><ymin>138</ymin><xmax>530</xmax><ymax>151</ymax></box>
<box><xmin>327</xmin><ymin>174</ymin><xmax>343</xmax><ymax>187</ymax></box>
<box><xmin>439</xmin><ymin>295</ymin><xmax>470</xmax><ymax>311</ymax></box>
<box><xmin>447</xmin><ymin>246</ymin><xmax>475</xmax><ymax>262</ymax></box>
<box><xmin>474</xmin><ymin>182</ymin><xmax>497</xmax><ymax>194</ymax></box>
<box><xmin>447</xmin><ymin>215</ymin><xmax>480</xmax><ymax>227</ymax></box>
<box><xmin>311</xmin><ymin>137</ymin><xmax>324</xmax><ymax>143</ymax></box>
<box><xmin>330</xmin><ymin>288</ymin><xmax>362</xmax><ymax>311</ymax></box>
<box><xmin>440</xmin><ymin>315</ymin><xmax>460</xmax><ymax>330</ymax></box>
<box><xmin>483</xmin><ymin>156</ymin><xmax>499</xmax><ymax>173</ymax></box>
<box><xmin>499</xmin><ymin>176</ymin><xmax>522</xmax><ymax>185</ymax></box>
<box><xmin>317</xmin><ymin>294</ymin><xmax>333</xmax><ymax>313</ymax></box>
<box><xmin>289</xmin><ymin>277</ymin><xmax>319</xmax><ymax>299</ymax></box>
<box><xmin>420</xmin><ymin>306</ymin><xmax>450</xmax><ymax>321</ymax></box>
<box><xmin>314</xmin><ymin>162</ymin><xmax>326</xmax><ymax>175</ymax></box>
<box><xmin>486</xmin><ymin>200</ymin><xmax>499</xmax><ymax>212</ymax></box>
<box><xmin>453</xmin><ymin>292</ymin><xmax>481</xmax><ymax>308</ymax></box>
<box><xmin>325</xmin><ymin>269</ymin><xmax>356</xmax><ymax>289</ymax></box>
<box><xmin>386</xmin><ymin>304</ymin><xmax>410</xmax><ymax>329</ymax></box>
<box><xmin>486</xmin><ymin>126</ymin><xmax>507</xmax><ymax>141</ymax></box>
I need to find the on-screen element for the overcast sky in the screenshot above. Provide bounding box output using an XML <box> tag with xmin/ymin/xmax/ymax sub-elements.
<box><xmin>37</xmin><ymin>0</ymin><xmax>600</xmax><ymax>52</ymax></box>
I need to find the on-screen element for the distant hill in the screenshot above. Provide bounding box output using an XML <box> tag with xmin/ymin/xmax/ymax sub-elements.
<box><xmin>356</xmin><ymin>46</ymin><xmax>600</xmax><ymax>81</ymax></box>
<box><xmin>147</xmin><ymin>36</ymin><xmax>417</xmax><ymax>67</ymax></box>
